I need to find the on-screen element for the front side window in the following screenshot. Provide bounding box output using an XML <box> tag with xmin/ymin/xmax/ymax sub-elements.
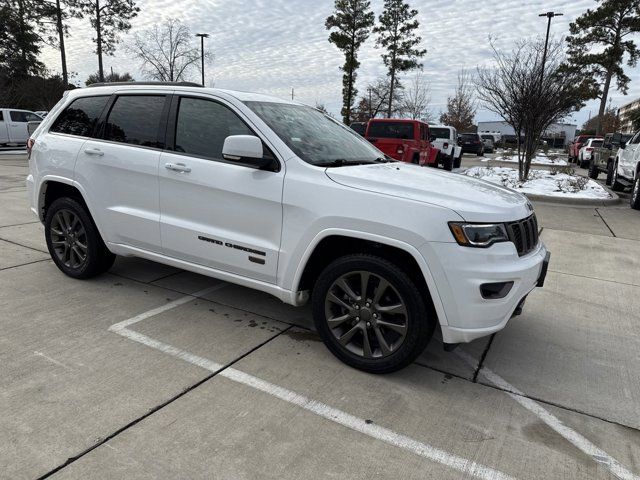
<box><xmin>245</xmin><ymin>101</ymin><xmax>386</xmax><ymax>166</ymax></box>
<box><xmin>104</xmin><ymin>95</ymin><xmax>166</xmax><ymax>148</ymax></box>
<box><xmin>50</xmin><ymin>96</ymin><xmax>109</xmax><ymax>137</ymax></box>
<box><xmin>174</xmin><ymin>97</ymin><xmax>254</xmax><ymax>159</ymax></box>
<box><xmin>10</xmin><ymin>111</ymin><xmax>39</xmax><ymax>122</ymax></box>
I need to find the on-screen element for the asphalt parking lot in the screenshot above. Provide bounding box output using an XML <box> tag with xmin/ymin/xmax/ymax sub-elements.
<box><xmin>1</xmin><ymin>152</ymin><xmax>639</xmax><ymax>479</ymax></box>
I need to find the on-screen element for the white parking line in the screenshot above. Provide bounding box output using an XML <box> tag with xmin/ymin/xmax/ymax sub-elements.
<box><xmin>456</xmin><ymin>351</ymin><xmax>639</xmax><ymax>480</ymax></box>
<box><xmin>109</xmin><ymin>290</ymin><xmax>515</xmax><ymax>480</ymax></box>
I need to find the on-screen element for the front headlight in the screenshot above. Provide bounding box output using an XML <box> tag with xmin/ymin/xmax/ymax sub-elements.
<box><xmin>449</xmin><ymin>222</ymin><xmax>509</xmax><ymax>248</ymax></box>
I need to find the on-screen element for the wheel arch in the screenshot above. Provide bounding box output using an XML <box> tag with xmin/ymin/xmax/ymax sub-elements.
<box><xmin>292</xmin><ymin>231</ymin><xmax>447</xmax><ymax>325</ymax></box>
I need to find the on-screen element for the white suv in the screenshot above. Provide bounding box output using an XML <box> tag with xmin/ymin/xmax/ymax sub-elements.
<box><xmin>429</xmin><ymin>125</ymin><xmax>462</xmax><ymax>169</ymax></box>
<box><xmin>26</xmin><ymin>83</ymin><xmax>550</xmax><ymax>373</ymax></box>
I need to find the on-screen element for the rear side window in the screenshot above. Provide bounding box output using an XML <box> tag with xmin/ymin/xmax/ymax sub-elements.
<box><xmin>174</xmin><ymin>97</ymin><xmax>254</xmax><ymax>159</ymax></box>
<box><xmin>368</xmin><ymin>122</ymin><xmax>414</xmax><ymax>139</ymax></box>
<box><xmin>10</xmin><ymin>111</ymin><xmax>41</xmax><ymax>122</ymax></box>
<box><xmin>104</xmin><ymin>95</ymin><xmax>166</xmax><ymax>148</ymax></box>
<box><xmin>50</xmin><ymin>96</ymin><xmax>109</xmax><ymax>137</ymax></box>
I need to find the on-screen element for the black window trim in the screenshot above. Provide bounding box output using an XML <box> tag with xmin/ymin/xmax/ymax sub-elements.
<box><xmin>165</xmin><ymin>93</ymin><xmax>281</xmax><ymax>172</ymax></box>
<box><xmin>47</xmin><ymin>94</ymin><xmax>112</xmax><ymax>140</ymax></box>
<box><xmin>93</xmin><ymin>93</ymin><xmax>171</xmax><ymax>151</ymax></box>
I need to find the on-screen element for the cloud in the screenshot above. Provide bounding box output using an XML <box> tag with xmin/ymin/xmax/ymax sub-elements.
<box><xmin>40</xmin><ymin>0</ymin><xmax>640</xmax><ymax>127</ymax></box>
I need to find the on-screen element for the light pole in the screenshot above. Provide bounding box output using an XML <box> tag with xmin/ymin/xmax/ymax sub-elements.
<box><xmin>195</xmin><ymin>33</ymin><xmax>209</xmax><ymax>86</ymax></box>
<box><xmin>539</xmin><ymin>12</ymin><xmax>563</xmax><ymax>84</ymax></box>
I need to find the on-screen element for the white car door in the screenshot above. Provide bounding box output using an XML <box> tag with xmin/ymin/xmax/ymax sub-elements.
<box><xmin>0</xmin><ymin>111</ymin><xmax>9</xmax><ymax>144</ymax></box>
<box><xmin>8</xmin><ymin>110</ymin><xmax>39</xmax><ymax>143</ymax></box>
<box><xmin>75</xmin><ymin>93</ymin><xmax>168</xmax><ymax>253</ymax></box>
<box><xmin>158</xmin><ymin>94</ymin><xmax>284</xmax><ymax>283</ymax></box>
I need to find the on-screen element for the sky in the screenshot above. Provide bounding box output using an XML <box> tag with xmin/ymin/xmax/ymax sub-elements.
<box><xmin>40</xmin><ymin>0</ymin><xmax>640</xmax><ymax>128</ymax></box>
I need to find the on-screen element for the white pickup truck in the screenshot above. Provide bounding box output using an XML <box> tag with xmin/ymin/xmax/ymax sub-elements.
<box><xmin>429</xmin><ymin>125</ymin><xmax>463</xmax><ymax>169</ymax></box>
<box><xmin>0</xmin><ymin>108</ymin><xmax>42</xmax><ymax>146</ymax></box>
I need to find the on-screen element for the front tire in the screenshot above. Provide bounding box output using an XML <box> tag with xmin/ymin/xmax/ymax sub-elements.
<box><xmin>312</xmin><ymin>254</ymin><xmax>434</xmax><ymax>373</ymax></box>
<box><xmin>453</xmin><ymin>154</ymin><xmax>462</xmax><ymax>169</ymax></box>
<box><xmin>631</xmin><ymin>176</ymin><xmax>640</xmax><ymax>210</ymax></box>
<box><xmin>443</xmin><ymin>154</ymin><xmax>453</xmax><ymax>171</ymax></box>
<box><xmin>45</xmin><ymin>197</ymin><xmax>115</xmax><ymax>279</ymax></box>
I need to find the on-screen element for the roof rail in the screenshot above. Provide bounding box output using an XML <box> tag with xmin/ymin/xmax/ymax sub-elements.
<box><xmin>87</xmin><ymin>81</ymin><xmax>203</xmax><ymax>88</ymax></box>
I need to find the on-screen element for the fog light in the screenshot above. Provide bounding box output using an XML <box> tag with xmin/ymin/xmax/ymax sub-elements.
<box><xmin>480</xmin><ymin>281</ymin><xmax>514</xmax><ymax>299</ymax></box>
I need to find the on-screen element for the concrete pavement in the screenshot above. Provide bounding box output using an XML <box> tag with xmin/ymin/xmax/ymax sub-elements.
<box><xmin>1</xmin><ymin>152</ymin><xmax>639</xmax><ymax>479</ymax></box>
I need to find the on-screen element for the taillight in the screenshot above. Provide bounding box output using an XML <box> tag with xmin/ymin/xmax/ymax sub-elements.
<box><xmin>443</xmin><ymin>142</ymin><xmax>449</xmax><ymax>149</ymax></box>
<box><xmin>27</xmin><ymin>138</ymin><xmax>35</xmax><ymax>159</ymax></box>
<box><xmin>397</xmin><ymin>146</ymin><xmax>404</xmax><ymax>154</ymax></box>
<box><xmin>586</xmin><ymin>147</ymin><xmax>594</xmax><ymax>152</ymax></box>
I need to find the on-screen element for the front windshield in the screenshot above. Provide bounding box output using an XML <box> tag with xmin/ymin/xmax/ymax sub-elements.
<box><xmin>245</xmin><ymin>101</ymin><xmax>385</xmax><ymax>166</ymax></box>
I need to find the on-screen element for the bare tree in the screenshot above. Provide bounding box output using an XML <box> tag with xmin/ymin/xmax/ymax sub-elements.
<box><xmin>353</xmin><ymin>76</ymin><xmax>404</xmax><ymax>121</ymax></box>
<box><xmin>477</xmin><ymin>40</ymin><xmax>588</xmax><ymax>181</ymax></box>
<box><xmin>440</xmin><ymin>70</ymin><xmax>476</xmax><ymax>132</ymax></box>
<box><xmin>398</xmin><ymin>71</ymin><xmax>432</xmax><ymax>120</ymax></box>
<box><xmin>128</xmin><ymin>18</ymin><xmax>210</xmax><ymax>82</ymax></box>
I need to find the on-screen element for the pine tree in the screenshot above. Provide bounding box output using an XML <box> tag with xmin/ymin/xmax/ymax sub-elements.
<box><xmin>373</xmin><ymin>0</ymin><xmax>426</xmax><ymax>117</ymax></box>
<box><xmin>326</xmin><ymin>0</ymin><xmax>375</xmax><ymax>124</ymax></box>
<box><xmin>69</xmin><ymin>0</ymin><xmax>140</xmax><ymax>82</ymax></box>
<box><xmin>0</xmin><ymin>1</ymin><xmax>45</xmax><ymax>78</ymax></box>
<box><xmin>566</xmin><ymin>0</ymin><xmax>640</xmax><ymax>135</ymax></box>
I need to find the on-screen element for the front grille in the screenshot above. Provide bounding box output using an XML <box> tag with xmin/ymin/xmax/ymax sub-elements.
<box><xmin>506</xmin><ymin>214</ymin><xmax>539</xmax><ymax>256</ymax></box>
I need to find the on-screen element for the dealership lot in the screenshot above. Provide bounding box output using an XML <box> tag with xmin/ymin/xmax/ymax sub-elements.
<box><xmin>1</xmin><ymin>153</ymin><xmax>639</xmax><ymax>479</ymax></box>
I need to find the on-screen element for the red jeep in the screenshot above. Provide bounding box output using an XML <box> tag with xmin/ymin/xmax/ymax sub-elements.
<box><xmin>365</xmin><ymin>119</ymin><xmax>439</xmax><ymax>166</ymax></box>
<box><xmin>568</xmin><ymin>135</ymin><xmax>593</xmax><ymax>163</ymax></box>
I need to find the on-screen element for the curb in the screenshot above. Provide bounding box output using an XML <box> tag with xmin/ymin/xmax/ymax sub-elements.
<box><xmin>524</xmin><ymin>187</ymin><xmax>621</xmax><ymax>207</ymax></box>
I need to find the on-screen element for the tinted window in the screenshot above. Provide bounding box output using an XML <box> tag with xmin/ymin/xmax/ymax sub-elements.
<box><xmin>460</xmin><ymin>133</ymin><xmax>478</xmax><ymax>141</ymax></box>
<box><xmin>368</xmin><ymin>121</ymin><xmax>414</xmax><ymax>139</ymax></box>
<box><xmin>104</xmin><ymin>95</ymin><xmax>166</xmax><ymax>148</ymax></box>
<box><xmin>350</xmin><ymin>122</ymin><xmax>366</xmax><ymax>135</ymax></box>
<box><xmin>590</xmin><ymin>140</ymin><xmax>603</xmax><ymax>148</ymax></box>
<box><xmin>50</xmin><ymin>96</ymin><xmax>109</xmax><ymax>137</ymax></box>
<box><xmin>174</xmin><ymin>97</ymin><xmax>254</xmax><ymax>159</ymax></box>
<box><xmin>431</xmin><ymin>128</ymin><xmax>450</xmax><ymax>139</ymax></box>
<box><xmin>630</xmin><ymin>133</ymin><xmax>640</xmax><ymax>145</ymax></box>
<box><xmin>10</xmin><ymin>111</ymin><xmax>40</xmax><ymax>122</ymax></box>
<box><xmin>0</xmin><ymin>111</ymin><xmax>3</xmax><ymax>121</ymax></box>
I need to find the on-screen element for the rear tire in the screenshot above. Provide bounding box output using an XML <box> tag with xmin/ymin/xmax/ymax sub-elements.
<box><xmin>606</xmin><ymin>161</ymin><xmax>614</xmax><ymax>186</ymax></box>
<box><xmin>312</xmin><ymin>254</ymin><xmax>435</xmax><ymax>374</ymax></box>
<box><xmin>610</xmin><ymin>162</ymin><xmax>625</xmax><ymax>192</ymax></box>
<box><xmin>588</xmin><ymin>161</ymin><xmax>599</xmax><ymax>179</ymax></box>
<box><xmin>453</xmin><ymin>154</ymin><xmax>462</xmax><ymax>169</ymax></box>
<box><xmin>631</xmin><ymin>176</ymin><xmax>640</xmax><ymax>210</ymax></box>
<box><xmin>45</xmin><ymin>197</ymin><xmax>115</xmax><ymax>279</ymax></box>
<box><xmin>443</xmin><ymin>155</ymin><xmax>453</xmax><ymax>171</ymax></box>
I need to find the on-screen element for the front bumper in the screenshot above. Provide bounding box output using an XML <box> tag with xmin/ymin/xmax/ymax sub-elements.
<box><xmin>419</xmin><ymin>240</ymin><xmax>549</xmax><ymax>344</ymax></box>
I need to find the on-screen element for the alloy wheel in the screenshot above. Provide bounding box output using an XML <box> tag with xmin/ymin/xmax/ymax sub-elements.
<box><xmin>49</xmin><ymin>209</ymin><xmax>88</xmax><ymax>269</ymax></box>
<box><xmin>324</xmin><ymin>271</ymin><xmax>408</xmax><ymax>359</ymax></box>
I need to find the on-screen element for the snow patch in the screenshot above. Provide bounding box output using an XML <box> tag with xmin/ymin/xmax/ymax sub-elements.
<box><xmin>464</xmin><ymin>167</ymin><xmax>611</xmax><ymax>199</ymax></box>
<box><xmin>482</xmin><ymin>153</ymin><xmax>568</xmax><ymax>166</ymax></box>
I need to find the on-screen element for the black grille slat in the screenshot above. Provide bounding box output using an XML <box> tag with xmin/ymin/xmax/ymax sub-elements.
<box><xmin>506</xmin><ymin>214</ymin><xmax>539</xmax><ymax>256</ymax></box>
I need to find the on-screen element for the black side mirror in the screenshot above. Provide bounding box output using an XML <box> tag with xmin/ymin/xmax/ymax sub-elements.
<box><xmin>430</xmin><ymin>135</ymin><xmax>435</xmax><ymax>142</ymax></box>
<box><xmin>620</xmin><ymin>142</ymin><xmax>626</xmax><ymax>150</ymax></box>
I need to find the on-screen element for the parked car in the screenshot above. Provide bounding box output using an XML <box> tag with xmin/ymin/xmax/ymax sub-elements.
<box><xmin>27</xmin><ymin>83</ymin><xmax>550</xmax><ymax>373</ymax></box>
<box><xmin>568</xmin><ymin>134</ymin><xmax>593</xmax><ymax>163</ymax></box>
<box><xmin>349</xmin><ymin>121</ymin><xmax>367</xmax><ymax>136</ymax></box>
<box><xmin>479</xmin><ymin>132</ymin><xmax>501</xmax><ymax>148</ymax></box>
<box><xmin>589</xmin><ymin>132</ymin><xmax>633</xmax><ymax>181</ymax></box>
<box><xmin>365</xmin><ymin>118</ymin><xmax>439</xmax><ymax>167</ymax></box>
<box><xmin>430</xmin><ymin>125</ymin><xmax>462</xmax><ymax>170</ymax></box>
<box><xmin>577</xmin><ymin>138</ymin><xmax>603</xmax><ymax>168</ymax></box>
<box><xmin>459</xmin><ymin>133</ymin><xmax>484</xmax><ymax>156</ymax></box>
<box><xmin>480</xmin><ymin>134</ymin><xmax>495</xmax><ymax>154</ymax></box>
<box><xmin>608</xmin><ymin>130</ymin><xmax>640</xmax><ymax>209</ymax></box>
<box><xmin>0</xmin><ymin>108</ymin><xmax>43</xmax><ymax>146</ymax></box>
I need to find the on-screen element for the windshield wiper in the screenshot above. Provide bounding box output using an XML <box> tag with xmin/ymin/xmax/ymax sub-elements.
<box><xmin>316</xmin><ymin>158</ymin><xmax>377</xmax><ymax>167</ymax></box>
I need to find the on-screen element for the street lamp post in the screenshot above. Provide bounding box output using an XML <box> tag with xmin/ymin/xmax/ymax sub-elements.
<box><xmin>195</xmin><ymin>33</ymin><xmax>209</xmax><ymax>86</ymax></box>
<box><xmin>539</xmin><ymin>12</ymin><xmax>563</xmax><ymax>84</ymax></box>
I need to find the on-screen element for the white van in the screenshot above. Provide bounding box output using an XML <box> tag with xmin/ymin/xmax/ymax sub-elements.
<box><xmin>0</xmin><ymin>109</ymin><xmax>43</xmax><ymax>146</ymax></box>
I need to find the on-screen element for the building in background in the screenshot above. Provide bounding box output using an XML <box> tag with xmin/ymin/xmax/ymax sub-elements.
<box><xmin>618</xmin><ymin>98</ymin><xmax>640</xmax><ymax>133</ymax></box>
<box><xmin>477</xmin><ymin>121</ymin><xmax>577</xmax><ymax>147</ymax></box>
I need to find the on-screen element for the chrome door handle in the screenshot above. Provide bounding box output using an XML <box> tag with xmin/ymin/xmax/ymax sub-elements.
<box><xmin>84</xmin><ymin>148</ymin><xmax>104</xmax><ymax>156</ymax></box>
<box><xmin>165</xmin><ymin>162</ymin><xmax>191</xmax><ymax>173</ymax></box>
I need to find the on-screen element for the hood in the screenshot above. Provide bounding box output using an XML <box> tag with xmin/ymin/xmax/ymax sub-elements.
<box><xmin>325</xmin><ymin>162</ymin><xmax>532</xmax><ymax>222</ymax></box>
